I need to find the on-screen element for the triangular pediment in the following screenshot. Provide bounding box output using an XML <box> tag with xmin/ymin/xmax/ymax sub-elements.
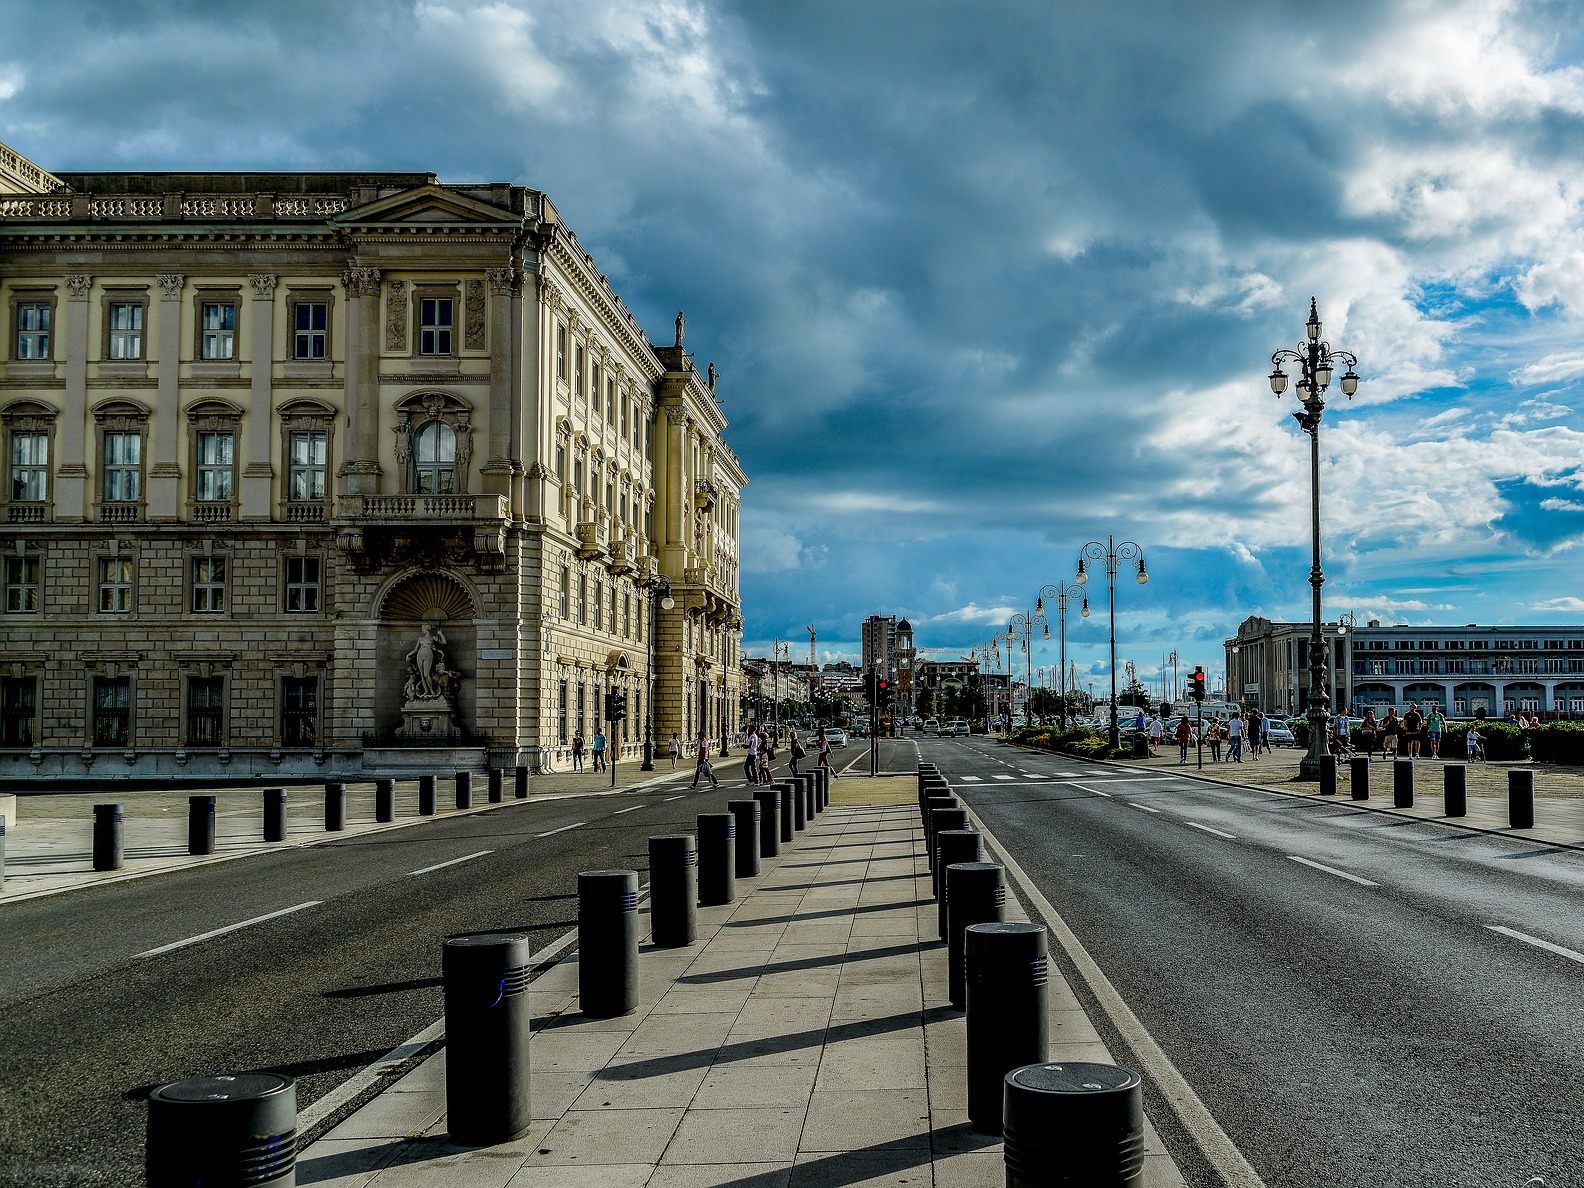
<box><xmin>333</xmin><ymin>184</ymin><xmax>519</xmax><ymax>228</ymax></box>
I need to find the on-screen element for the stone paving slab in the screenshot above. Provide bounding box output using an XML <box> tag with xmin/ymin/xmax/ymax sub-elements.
<box><xmin>294</xmin><ymin>780</ymin><xmax>1190</xmax><ymax>1187</ymax></box>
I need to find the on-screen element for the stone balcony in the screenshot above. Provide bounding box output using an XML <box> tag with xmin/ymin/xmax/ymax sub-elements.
<box><xmin>608</xmin><ymin>535</ymin><xmax>638</xmax><ymax>575</ymax></box>
<box><xmin>576</xmin><ymin>519</ymin><xmax>608</xmax><ymax>561</ymax></box>
<box><xmin>334</xmin><ymin>492</ymin><xmax>510</xmax><ymax>572</ymax></box>
<box><xmin>344</xmin><ymin>493</ymin><xmax>508</xmax><ymax>524</ymax></box>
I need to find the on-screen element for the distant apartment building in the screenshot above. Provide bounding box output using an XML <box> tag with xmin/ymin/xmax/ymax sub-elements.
<box><xmin>861</xmin><ymin>614</ymin><xmax>897</xmax><ymax>683</ymax></box>
<box><xmin>1226</xmin><ymin>616</ymin><xmax>1584</xmax><ymax>718</ymax></box>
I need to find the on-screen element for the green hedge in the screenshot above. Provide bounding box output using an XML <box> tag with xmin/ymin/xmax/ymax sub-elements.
<box><xmin>1008</xmin><ymin>724</ymin><xmax>1129</xmax><ymax>760</ymax></box>
<box><xmin>1527</xmin><ymin>722</ymin><xmax>1584</xmax><ymax>764</ymax></box>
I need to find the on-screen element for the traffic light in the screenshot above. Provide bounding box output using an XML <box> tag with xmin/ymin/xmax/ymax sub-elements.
<box><xmin>878</xmin><ymin>677</ymin><xmax>890</xmax><ymax>706</ymax></box>
<box><xmin>864</xmin><ymin>668</ymin><xmax>879</xmax><ymax>704</ymax></box>
<box><xmin>606</xmin><ymin>691</ymin><xmax>627</xmax><ymax>723</ymax></box>
<box><xmin>1189</xmin><ymin>667</ymin><xmax>1206</xmax><ymax>703</ymax></box>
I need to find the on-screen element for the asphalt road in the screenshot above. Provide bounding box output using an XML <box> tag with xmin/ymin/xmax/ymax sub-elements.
<box><xmin>0</xmin><ymin>751</ymin><xmax>845</xmax><ymax>1188</ymax></box>
<box><xmin>920</xmin><ymin>733</ymin><xmax>1584</xmax><ymax>1188</ymax></box>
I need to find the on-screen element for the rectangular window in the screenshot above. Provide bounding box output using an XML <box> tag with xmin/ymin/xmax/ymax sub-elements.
<box><xmin>108</xmin><ymin>302</ymin><xmax>143</xmax><ymax>359</ymax></box>
<box><xmin>4</xmin><ymin>556</ymin><xmax>38</xmax><ymax>613</ymax></box>
<box><xmin>621</xmin><ymin>394</ymin><xmax>628</xmax><ymax>440</ymax></box>
<box><xmin>186</xmin><ymin>676</ymin><xmax>225</xmax><ymax>746</ymax></box>
<box><xmin>419</xmin><ymin>297</ymin><xmax>453</xmax><ymax>355</ymax></box>
<box><xmin>195</xmin><ymin>431</ymin><xmax>234</xmax><ymax>502</ymax></box>
<box><xmin>555</xmin><ymin>443</ymin><xmax>566</xmax><ymax>484</ymax></box>
<box><xmin>605</xmin><ymin>377</ymin><xmax>614</xmax><ymax>424</ymax></box>
<box><xmin>285</xmin><ymin>555</ymin><xmax>321</xmax><ymax>612</ymax></box>
<box><xmin>558</xmin><ymin>678</ymin><xmax>568</xmax><ymax>745</ymax></box>
<box><xmin>15</xmin><ymin>302</ymin><xmax>50</xmax><ymax>359</ymax></box>
<box><xmin>98</xmin><ymin>557</ymin><xmax>133</xmax><ymax>613</ymax></box>
<box><xmin>575</xmin><ymin>345</ymin><xmax>585</xmax><ymax>397</ymax></box>
<box><xmin>293</xmin><ymin>301</ymin><xmax>328</xmax><ymax>359</ymax></box>
<box><xmin>93</xmin><ymin>676</ymin><xmax>130</xmax><ymax>747</ymax></box>
<box><xmin>191</xmin><ymin>556</ymin><xmax>226</xmax><ymax>613</ymax></box>
<box><xmin>556</xmin><ymin>324</ymin><xmax>567</xmax><ymax>381</ymax></box>
<box><xmin>591</xmin><ymin>363</ymin><xmax>602</xmax><ymax>413</ymax></box>
<box><xmin>288</xmin><ymin>430</ymin><xmax>327</xmax><ymax>502</ymax></box>
<box><xmin>559</xmin><ymin>568</ymin><xmax>570</xmax><ymax>618</ymax></box>
<box><xmin>102</xmin><ymin>431</ymin><xmax>141</xmax><ymax>502</ymax></box>
<box><xmin>578</xmin><ymin>574</ymin><xmax>588</xmax><ymax>625</ymax></box>
<box><xmin>282</xmin><ymin>676</ymin><xmax>318</xmax><ymax>747</ymax></box>
<box><xmin>576</xmin><ymin>680</ymin><xmax>585</xmax><ymax>737</ymax></box>
<box><xmin>9</xmin><ymin>430</ymin><xmax>47</xmax><ymax>502</ymax></box>
<box><xmin>200</xmin><ymin>302</ymin><xmax>236</xmax><ymax>359</ymax></box>
<box><xmin>0</xmin><ymin>676</ymin><xmax>35</xmax><ymax>746</ymax></box>
<box><xmin>594</xmin><ymin>582</ymin><xmax>604</xmax><ymax>630</ymax></box>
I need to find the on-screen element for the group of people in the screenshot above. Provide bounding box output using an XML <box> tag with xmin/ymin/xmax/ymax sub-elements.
<box><xmin>1139</xmin><ymin>708</ymin><xmax>1273</xmax><ymax>764</ymax></box>
<box><xmin>685</xmin><ymin>725</ymin><xmax>835</xmax><ymax>789</ymax></box>
<box><xmin>567</xmin><ymin>728</ymin><xmax>610</xmax><ymax>772</ymax></box>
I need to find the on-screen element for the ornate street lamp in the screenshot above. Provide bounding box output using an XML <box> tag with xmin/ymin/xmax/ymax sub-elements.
<box><xmin>1007</xmin><ymin>614</ymin><xmax>1035</xmax><ymax>726</ymax></box>
<box><xmin>772</xmin><ymin>639</ymin><xmax>790</xmax><ymax>742</ymax></box>
<box><xmin>1036</xmin><ymin>582</ymin><xmax>1087</xmax><ymax>729</ymax></box>
<box><xmin>638</xmin><ymin>576</ymin><xmax>675</xmax><ymax>771</ymax></box>
<box><xmin>1269</xmin><ymin>297</ymin><xmax>1361</xmax><ymax>778</ymax></box>
<box><xmin>1077</xmin><ymin>536</ymin><xmax>1148</xmax><ymax>750</ymax></box>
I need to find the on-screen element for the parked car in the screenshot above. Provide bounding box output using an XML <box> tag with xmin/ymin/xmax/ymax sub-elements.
<box><xmin>946</xmin><ymin>720</ymin><xmax>970</xmax><ymax>736</ymax></box>
<box><xmin>924</xmin><ymin>718</ymin><xmax>940</xmax><ymax>734</ymax></box>
<box><xmin>1265</xmin><ymin>720</ymin><xmax>1298</xmax><ymax>747</ymax></box>
<box><xmin>822</xmin><ymin>727</ymin><xmax>849</xmax><ymax>747</ymax></box>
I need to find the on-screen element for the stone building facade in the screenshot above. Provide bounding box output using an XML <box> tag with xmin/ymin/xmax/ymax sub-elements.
<box><xmin>0</xmin><ymin>144</ymin><xmax>745</xmax><ymax>779</ymax></box>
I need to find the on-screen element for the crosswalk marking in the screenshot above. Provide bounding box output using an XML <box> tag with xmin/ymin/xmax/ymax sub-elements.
<box><xmin>994</xmin><ymin>774</ymin><xmax>1016</xmax><ymax>781</ymax></box>
<box><xmin>961</xmin><ymin>775</ymin><xmax>983</xmax><ymax>782</ymax></box>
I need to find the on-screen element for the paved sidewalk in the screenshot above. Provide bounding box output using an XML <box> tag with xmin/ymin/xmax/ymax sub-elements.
<box><xmin>294</xmin><ymin>778</ymin><xmax>1186</xmax><ymax>1187</ymax></box>
<box><xmin>0</xmin><ymin>766</ymin><xmax>691</xmax><ymax>904</ymax></box>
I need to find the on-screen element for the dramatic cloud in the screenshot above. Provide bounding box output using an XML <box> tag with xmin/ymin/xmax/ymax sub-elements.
<box><xmin>8</xmin><ymin>0</ymin><xmax>1584</xmax><ymax>684</ymax></box>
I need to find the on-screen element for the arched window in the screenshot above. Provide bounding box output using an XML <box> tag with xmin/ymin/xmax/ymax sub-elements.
<box><xmin>413</xmin><ymin>421</ymin><xmax>456</xmax><ymax>494</ymax></box>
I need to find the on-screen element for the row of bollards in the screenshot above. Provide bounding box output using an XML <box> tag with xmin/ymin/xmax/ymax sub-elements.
<box><xmin>84</xmin><ymin>770</ymin><xmax>533</xmax><ymax>873</ymax></box>
<box><xmin>146</xmin><ymin>771</ymin><xmax>829</xmax><ymax>1181</ymax></box>
<box><xmin>1345</xmin><ymin>758</ymin><xmax>1534</xmax><ymax>826</ymax></box>
<box><xmin>916</xmin><ymin>761</ymin><xmax>1145</xmax><ymax>1185</ymax></box>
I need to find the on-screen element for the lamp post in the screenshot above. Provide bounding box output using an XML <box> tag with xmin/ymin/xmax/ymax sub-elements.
<box><xmin>970</xmin><ymin>642</ymin><xmax>994</xmax><ymax>733</ymax></box>
<box><xmin>1337</xmin><ymin>611</ymin><xmax>1356</xmax><ymax>717</ymax></box>
<box><xmin>1269</xmin><ymin>297</ymin><xmax>1361</xmax><ymax>779</ymax></box>
<box><xmin>1007</xmin><ymin>614</ymin><xmax>1034</xmax><ymax>726</ymax></box>
<box><xmin>639</xmin><ymin>577</ymin><xmax>675</xmax><ymax>771</ymax></box>
<box><xmin>1077</xmin><ymin>536</ymin><xmax>1148</xmax><ymax>750</ymax></box>
<box><xmin>1037</xmin><ymin>582</ymin><xmax>1087</xmax><ymax>729</ymax></box>
<box><xmin>772</xmin><ymin>639</ymin><xmax>789</xmax><ymax>742</ymax></box>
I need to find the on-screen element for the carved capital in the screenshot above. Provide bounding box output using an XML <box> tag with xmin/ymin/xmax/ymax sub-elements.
<box><xmin>537</xmin><ymin>273</ymin><xmax>565</xmax><ymax>310</ymax></box>
<box><xmin>343</xmin><ymin>266</ymin><xmax>382</xmax><ymax>298</ymax></box>
<box><xmin>157</xmin><ymin>274</ymin><xmax>184</xmax><ymax>300</ymax></box>
<box><xmin>486</xmin><ymin>266</ymin><xmax>516</xmax><ymax>296</ymax></box>
<box><xmin>64</xmin><ymin>274</ymin><xmax>92</xmax><ymax>300</ymax></box>
<box><xmin>249</xmin><ymin>273</ymin><xmax>277</xmax><ymax>300</ymax></box>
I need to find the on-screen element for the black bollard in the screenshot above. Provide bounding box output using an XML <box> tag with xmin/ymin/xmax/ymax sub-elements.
<box><xmin>1319</xmin><ymin>754</ymin><xmax>1337</xmax><ymax>796</ymax></box>
<box><xmin>1510</xmin><ymin>769</ymin><xmax>1535</xmax><ymax>829</ymax></box>
<box><xmin>1444</xmin><ymin>764</ymin><xmax>1467</xmax><ymax>817</ymax></box>
<box><xmin>455</xmin><ymin>771</ymin><xmax>472</xmax><ymax>811</ymax></box>
<box><xmin>792</xmin><ymin>778</ymin><xmax>807</xmax><ymax>832</ymax></box>
<box><xmin>946</xmin><ymin>861</ymin><xmax>1006</xmax><ymax>1008</ymax></box>
<box><xmin>187</xmin><ymin>795</ymin><xmax>216</xmax><ymax>856</ymax></box>
<box><xmin>648</xmin><ymin>835</ymin><xmax>698</xmax><ymax>947</ymax></box>
<box><xmin>263</xmin><ymin>788</ymin><xmax>287</xmax><ymax>843</ymax></box>
<box><xmin>816</xmin><ymin>765</ymin><xmax>831</xmax><ymax>809</ymax></box>
<box><xmin>374</xmin><ymin>779</ymin><xmax>394</xmax><ymax>823</ymax></box>
<box><xmin>1003</xmin><ymin>1062</ymin><xmax>1145</xmax><ymax>1187</ymax></box>
<box><xmin>93</xmin><ymin>803</ymin><xmax>124</xmax><ymax>871</ymax></box>
<box><xmin>936</xmin><ymin>830</ymin><xmax>983</xmax><ymax>940</ymax></box>
<box><xmin>928</xmin><ymin>806</ymin><xmax>968</xmax><ymax>872</ymax></box>
<box><xmin>967</xmin><ymin>922</ymin><xmax>1050</xmax><ymax>1134</ymax></box>
<box><xmin>146</xmin><ymin>1074</ymin><xmax>297</xmax><ymax>1188</ymax></box>
<box><xmin>728</xmin><ymin>800</ymin><xmax>761</xmax><ymax>879</ymax></box>
<box><xmin>1350</xmin><ymin>756</ymin><xmax>1370</xmax><ymax>801</ymax></box>
<box><xmin>1393</xmin><ymin>759</ymin><xmax>1414</xmax><ymax>808</ymax></box>
<box><xmin>324</xmin><ymin>781</ymin><xmax>345</xmax><ymax>831</ymax></box>
<box><xmin>697</xmin><ymin>813</ymin><xmax>737</xmax><ymax>906</ymax></box>
<box><xmin>514</xmin><ymin>764</ymin><xmax>529</xmax><ymax>799</ymax></box>
<box><xmin>774</xmin><ymin>781</ymin><xmax>795</xmax><ymax>844</ymax></box>
<box><xmin>441</xmin><ymin>932</ymin><xmax>533</xmax><ymax>1145</ymax></box>
<box><xmin>804</xmin><ymin>772</ymin><xmax>818</xmax><ymax>817</ymax></box>
<box><xmin>923</xmin><ymin>795</ymin><xmax>959</xmax><ymax>869</ymax></box>
<box><xmin>0</xmin><ymin>813</ymin><xmax>6</xmax><ymax>890</ymax></box>
<box><xmin>487</xmin><ymin>769</ymin><xmax>503</xmax><ymax>804</ymax></box>
<box><xmin>578</xmin><ymin>870</ymin><xmax>640</xmax><ymax>1017</ymax></box>
<box><xmin>752</xmin><ymin>788</ymin><xmax>782</xmax><ymax>858</ymax></box>
<box><xmin>418</xmin><ymin>774</ymin><xmax>436</xmax><ymax>816</ymax></box>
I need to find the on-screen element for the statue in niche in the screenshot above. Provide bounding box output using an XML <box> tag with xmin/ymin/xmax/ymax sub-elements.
<box><xmin>404</xmin><ymin>621</ymin><xmax>450</xmax><ymax>701</ymax></box>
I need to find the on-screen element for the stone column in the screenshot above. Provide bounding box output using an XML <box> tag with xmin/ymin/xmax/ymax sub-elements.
<box><xmin>55</xmin><ymin>274</ymin><xmax>92</xmax><ymax>520</ymax></box>
<box><xmin>1443</xmin><ymin>682</ymin><xmax>1456</xmax><ymax>712</ymax></box>
<box><xmin>242</xmin><ymin>274</ymin><xmax>276</xmax><ymax>519</ymax></box>
<box><xmin>339</xmin><ymin>266</ymin><xmax>382</xmax><ymax>496</ymax></box>
<box><xmin>148</xmin><ymin>273</ymin><xmax>184</xmax><ymax>519</ymax></box>
<box><xmin>481</xmin><ymin>266</ymin><xmax>516</xmax><ymax>501</ymax></box>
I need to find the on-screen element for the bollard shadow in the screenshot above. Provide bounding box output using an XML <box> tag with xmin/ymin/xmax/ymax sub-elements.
<box><xmin>676</xmin><ymin>940</ymin><xmax>920</xmax><ymax>985</ymax></box>
<box><xmin>323</xmin><ymin>975</ymin><xmax>443</xmax><ymax>999</ymax></box>
<box><xmin>122</xmin><ymin>1046</ymin><xmax>396</xmax><ymax>1101</ymax></box>
<box><xmin>761</xmin><ymin>872</ymin><xmax>924</xmax><ymax>893</ymax></box>
<box><xmin>721</xmin><ymin>899</ymin><xmax>927</xmax><ymax>929</ymax></box>
<box><xmin>1496</xmin><ymin>846</ymin><xmax>1573</xmax><ymax>860</ymax></box>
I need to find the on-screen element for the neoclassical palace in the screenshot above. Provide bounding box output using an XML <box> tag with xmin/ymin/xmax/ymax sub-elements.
<box><xmin>0</xmin><ymin>142</ymin><xmax>746</xmax><ymax>778</ymax></box>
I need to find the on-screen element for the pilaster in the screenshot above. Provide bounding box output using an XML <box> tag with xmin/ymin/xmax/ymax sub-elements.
<box><xmin>241</xmin><ymin>274</ymin><xmax>276</xmax><ymax>519</ymax></box>
<box><xmin>55</xmin><ymin>274</ymin><xmax>91</xmax><ymax>520</ymax></box>
<box><xmin>149</xmin><ymin>273</ymin><xmax>184</xmax><ymax>519</ymax></box>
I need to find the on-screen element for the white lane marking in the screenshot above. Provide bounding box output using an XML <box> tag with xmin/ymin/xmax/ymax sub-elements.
<box><xmin>1286</xmin><ymin>855</ymin><xmax>1378</xmax><ymax>886</ymax></box>
<box><xmin>610</xmin><ymin>804</ymin><xmax>643</xmax><ymax>816</ymax></box>
<box><xmin>994</xmin><ymin>775</ymin><xmax>1016</xmax><ymax>781</ymax></box>
<box><xmin>664</xmin><ymin>794</ymin><xmax>685</xmax><ymax>802</ymax></box>
<box><xmin>1127</xmin><ymin>802</ymin><xmax>1161</xmax><ymax>814</ymax></box>
<box><xmin>1488</xmin><ymin>925</ymin><xmax>1584</xmax><ymax>966</ymax></box>
<box><xmin>536</xmin><ymin>821</ymin><xmax>586</xmax><ymax>838</ymax></box>
<box><xmin>1184</xmin><ymin>821</ymin><xmax>1237</xmax><ymax>840</ymax></box>
<box><xmin>961</xmin><ymin>775</ymin><xmax>983</xmax><ymax>782</ymax></box>
<box><xmin>407</xmin><ymin>849</ymin><xmax>492</xmax><ymax>877</ymax></box>
<box><xmin>135</xmin><ymin>901</ymin><xmax>321</xmax><ymax>959</ymax></box>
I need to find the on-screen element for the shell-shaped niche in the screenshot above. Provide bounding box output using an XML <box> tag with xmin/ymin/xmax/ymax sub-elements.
<box><xmin>382</xmin><ymin>573</ymin><xmax>475</xmax><ymax>622</ymax></box>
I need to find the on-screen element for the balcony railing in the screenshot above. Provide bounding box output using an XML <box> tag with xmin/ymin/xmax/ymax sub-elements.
<box><xmin>6</xmin><ymin>503</ymin><xmax>46</xmax><ymax>523</ymax></box>
<box><xmin>343</xmin><ymin>493</ymin><xmax>508</xmax><ymax>522</ymax></box>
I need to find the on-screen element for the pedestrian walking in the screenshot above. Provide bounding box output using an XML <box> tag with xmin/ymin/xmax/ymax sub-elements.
<box><xmin>1358</xmin><ymin>708</ymin><xmax>1379</xmax><ymax>758</ymax></box>
<box><xmin>1147</xmin><ymin>714</ymin><xmax>1164</xmax><ymax>756</ymax></box>
<box><xmin>571</xmin><ymin>731</ymin><xmax>585</xmax><ymax>772</ymax></box>
<box><xmin>1244</xmin><ymin>710</ymin><xmax>1260</xmax><ymax>761</ymax></box>
<box><xmin>1226</xmin><ymin>713</ymin><xmax>1243</xmax><ymax>762</ymax></box>
<box><xmin>1425</xmin><ymin>707</ymin><xmax>1444</xmax><ymax>758</ymax></box>
<box><xmin>1381</xmin><ymin>707</ymin><xmax>1400</xmax><ymax>757</ymax></box>
<box><xmin>759</xmin><ymin>729</ymin><xmax>775</xmax><ymax>783</ymax></box>
<box><xmin>744</xmin><ymin>727</ymin><xmax>760</xmax><ymax>783</ymax></box>
<box><xmin>690</xmin><ymin>731</ymin><xmax>720</xmax><ymax>788</ymax></box>
<box><xmin>668</xmin><ymin>732</ymin><xmax>682</xmax><ymax>770</ymax></box>
<box><xmin>788</xmin><ymin>728</ymin><xmax>805</xmax><ymax>776</ymax></box>
<box><xmin>592</xmin><ymin>728</ymin><xmax>607</xmax><ymax>772</ymax></box>
<box><xmin>1175</xmin><ymin>715</ymin><xmax>1192</xmax><ymax>764</ymax></box>
<box><xmin>1205</xmin><ymin>717</ymin><xmax>1222</xmax><ymax>762</ymax></box>
<box><xmin>1402</xmin><ymin>704</ymin><xmax>1423</xmax><ymax>759</ymax></box>
<box><xmin>1466</xmin><ymin>724</ymin><xmax>1486</xmax><ymax>762</ymax></box>
<box><xmin>817</xmin><ymin>730</ymin><xmax>836</xmax><ymax>778</ymax></box>
<box><xmin>1332</xmin><ymin>711</ymin><xmax>1352</xmax><ymax>758</ymax></box>
<box><xmin>1258</xmin><ymin>711</ymin><xmax>1271</xmax><ymax>756</ymax></box>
